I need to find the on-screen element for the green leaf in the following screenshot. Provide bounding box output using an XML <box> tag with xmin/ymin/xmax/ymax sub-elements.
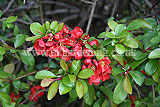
<box><xmin>4</xmin><ymin>63</ymin><xmax>15</xmax><ymax>75</ymax></box>
<box><xmin>76</xmin><ymin>80</ymin><xmax>84</xmax><ymax>99</ymax></box>
<box><xmin>45</xmin><ymin>21</ymin><xmax>50</xmax><ymax>30</ymax></box>
<box><xmin>144</xmin><ymin>78</ymin><xmax>154</xmax><ymax>86</ymax></box>
<box><xmin>94</xmin><ymin>50</ymin><xmax>104</xmax><ymax>60</ymax></box>
<box><xmin>0</xmin><ymin>55</ymin><xmax>3</xmax><ymax>61</ymax></box>
<box><xmin>14</xmin><ymin>25</ymin><xmax>19</xmax><ymax>36</ymax></box>
<box><xmin>0</xmin><ymin>83</ymin><xmax>10</xmax><ymax>94</ymax></box>
<box><xmin>78</xmin><ymin>68</ymin><xmax>94</xmax><ymax>79</ymax></box>
<box><xmin>112</xmin><ymin>54</ymin><xmax>124</xmax><ymax>67</ymax></box>
<box><xmin>123</xmin><ymin>75</ymin><xmax>132</xmax><ymax>94</ymax></box>
<box><xmin>83</xmin><ymin>83</ymin><xmax>95</xmax><ymax>105</ymax></box>
<box><xmin>20</xmin><ymin>83</ymin><xmax>30</xmax><ymax>90</ymax></box>
<box><xmin>129</xmin><ymin>70</ymin><xmax>145</xmax><ymax>86</ymax></box>
<box><xmin>62</xmin><ymin>76</ymin><xmax>74</xmax><ymax>87</ymax></box>
<box><xmin>145</xmin><ymin>59</ymin><xmax>158</xmax><ymax>75</ymax></box>
<box><xmin>105</xmin><ymin>32</ymin><xmax>116</xmax><ymax>38</ymax></box>
<box><xmin>55</xmin><ymin>23</ymin><xmax>64</xmax><ymax>33</ymax></box>
<box><xmin>113</xmin><ymin>77</ymin><xmax>127</xmax><ymax>105</ymax></box>
<box><xmin>59</xmin><ymin>81</ymin><xmax>72</xmax><ymax>95</ymax></box>
<box><xmin>25</xmin><ymin>35</ymin><xmax>42</xmax><ymax>41</ymax></box>
<box><xmin>85</xmin><ymin>43</ymin><xmax>94</xmax><ymax>50</ymax></box>
<box><xmin>30</xmin><ymin>22</ymin><xmax>45</xmax><ymax>36</ymax></box>
<box><xmin>115</xmin><ymin>24</ymin><xmax>126</xmax><ymax>36</ymax></box>
<box><xmin>0</xmin><ymin>10</ymin><xmax>2</xmax><ymax>18</ymax></box>
<box><xmin>60</xmin><ymin>60</ymin><xmax>68</xmax><ymax>71</ymax></box>
<box><xmin>131</xmin><ymin>57</ymin><xmax>147</xmax><ymax>69</ymax></box>
<box><xmin>6</xmin><ymin>16</ymin><xmax>17</xmax><ymax>23</ymax></box>
<box><xmin>100</xmin><ymin>86</ymin><xmax>113</xmax><ymax>101</ymax></box>
<box><xmin>50</xmin><ymin>21</ymin><xmax>58</xmax><ymax>30</ymax></box>
<box><xmin>70</xmin><ymin>60</ymin><xmax>81</xmax><ymax>75</ymax></box>
<box><xmin>68</xmin><ymin>74</ymin><xmax>76</xmax><ymax>83</ymax></box>
<box><xmin>127</xmin><ymin>19</ymin><xmax>152</xmax><ymax>30</ymax></box>
<box><xmin>14</xmin><ymin>34</ymin><xmax>25</xmax><ymax>48</ymax></box>
<box><xmin>108</xmin><ymin>20</ymin><xmax>118</xmax><ymax>31</ymax></box>
<box><xmin>150</xmin><ymin>36</ymin><xmax>160</xmax><ymax>44</ymax></box>
<box><xmin>79</xmin><ymin>79</ymin><xmax>88</xmax><ymax>94</ymax></box>
<box><xmin>41</xmin><ymin>78</ymin><xmax>55</xmax><ymax>87</ymax></box>
<box><xmin>0</xmin><ymin>72</ymin><xmax>10</xmax><ymax>78</ymax></box>
<box><xmin>123</xmin><ymin>38</ymin><xmax>138</xmax><ymax>48</ymax></box>
<box><xmin>35</xmin><ymin>70</ymin><xmax>57</xmax><ymax>79</ymax></box>
<box><xmin>133</xmin><ymin>51</ymin><xmax>148</xmax><ymax>60</ymax></box>
<box><xmin>0</xmin><ymin>46</ymin><xmax>6</xmax><ymax>55</ymax></box>
<box><xmin>117</xmin><ymin>29</ymin><xmax>129</xmax><ymax>38</ymax></box>
<box><xmin>115</xmin><ymin>44</ymin><xmax>126</xmax><ymax>54</ymax></box>
<box><xmin>2</xmin><ymin>102</ymin><xmax>15</xmax><ymax>107</ymax></box>
<box><xmin>97</xmin><ymin>32</ymin><xmax>107</xmax><ymax>38</ymax></box>
<box><xmin>47</xmin><ymin>81</ymin><xmax>59</xmax><ymax>100</ymax></box>
<box><xmin>152</xmin><ymin>63</ymin><xmax>160</xmax><ymax>82</ymax></box>
<box><xmin>148</xmin><ymin>48</ymin><xmax>160</xmax><ymax>59</ymax></box>
<box><xmin>0</xmin><ymin>91</ymin><xmax>11</xmax><ymax>103</ymax></box>
<box><xmin>18</xmin><ymin>50</ymin><xmax>35</xmax><ymax>66</ymax></box>
<box><xmin>111</xmin><ymin>67</ymin><xmax>125</xmax><ymax>76</ymax></box>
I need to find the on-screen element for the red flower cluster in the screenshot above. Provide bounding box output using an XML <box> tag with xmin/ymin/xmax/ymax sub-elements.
<box><xmin>29</xmin><ymin>86</ymin><xmax>45</xmax><ymax>102</ymax></box>
<box><xmin>129</xmin><ymin>95</ymin><xmax>136</xmax><ymax>107</ymax></box>
<box><xmin>82</xmin><ymin>57</ymin><xmax>112</xmax><ymax>85</ymax></box>
<box><xmin>10</xmin><ymin>92</ymin><xmax>20</xmax><ymax>102</ymax></box>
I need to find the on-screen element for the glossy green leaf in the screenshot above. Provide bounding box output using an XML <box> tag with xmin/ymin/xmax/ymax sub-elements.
<box><xmin>94</xmin><ymin>50</ymin><xmax>104</xmax><ymax>60</ymax></box>
<box><xmin>79</xmin><ymin>79</ymin><xmax>88</xmax><ymax>94</ymax></box>
<box><xmin>41</xmin><ymin>78</ymin><xmax>55</xmax><ymax>87</ymax></box>
<box><xmin>47</xmin><ymin>81</ymin><xmax>59</xmax><ymax>100</ymax></box>
<box><xmin>18</xmin><ymin>50</ymin><xmax>35</xmax><ymax>66</ymax></box>
<box><xmin>62</xmin><ymin>76</ymin><xmax>74</xmax><ymax>87</ymax></box>
<box><xmin>108</xmin><ymin>20</ymin><xmax>118</xmax><ymax>31</ymax></box>
<box><xmin>14</xmin><ymin>34</ymin><xmax>25</xmax><ymax>48</ymax></box>
<box><xmin>115</xmin><ymin>24</ymin><xmax>126</xmax><ymax>36</ymax></box>
<box><xmin>76</xmin><ymin>80</ymin><xmax>84</xmax><ymax>99</ymax></box>
<box><xmin>14</xmin><ymin>25</ymin><xmax>19</xmax><ymax>36</ymax></box>
<box><xmin>60</xmin><ymin>60</ymin><xmax>68</xmax><ymax>71</ymax></box>
<box><xmin>0</xmin><ymin>10</ymin><xmax>2</xmax><ymax>18</ymax></box>
<box><xmin>2</xmin><ymin>102</ymin><xmax>15</xmax><ymax>107</ymax></box>
<box><xmin>6</xmin><ymin>16</ymin><xmax>17</xmax><ymax>23</ymax></box>
<box><xmin>123</xmin><ymin>75</ymin><xmax>132</xmax><ymax>94</ymax></box>
<box><xmin>123</xmin><ymin>38</ymin><xmax>138</xmax><ymax>48</ymax></box>
<box><xmin>78</xmin><ymin>68</ymin><xmax>94</xmax><ymax>79</ymax></box>
<box><xmin>150</xmin><ymin>36</ymin><xmax>160</xmax><ymax>44</ymax></box>
<box><xmin>55</xmin><ymin>23</ymin><xmax>64</xmax><ymax>33</ymax></box>
<box><xmin>115</xmin><ymin>44</ymin><xmax>126</xmax><ymax>54</ymax></box>
<box><xmin>85</xmin><ymin>43</ymin><xmax>94</xmax><ymax>50</ymax></box>
<box><xmin>144</xmin><ymin>78</ymin><xmax>154</xmax><ymax>86</ymax></box>
<box><xmin>97</xmin><ymin>32</ymin><xmax>107</xmax><ymax>38</ymax></box>
<box><xmin>129</xmin><ymin>70</ymin><xmax>145</xmax><ymax>86</ymax></box>
<box><xmin>68</xmin><ymin>74</ymin><xmax>76</xmax><ymax>83</ymax></box>
<box><xmin>152</xmin><ymin>63</ymin><xmax>160</xmax><ymax>82</ymax></box>
<box><xmin>25</xmin><ymin>35</ymin><xmax>42</xmax><ymax>41</ymax></box>
<box><xmin>0</xmin><ymin>91</ymin><xmax>11</xmax><ymax>103</ymax></box>
<box><xmin>35</xmin><ymin>70</ymin><xmax>57</xmax><ymax>79</ymax></box>
<box><xmin>0</xmin><ymin>72</ymin><xmax>10</xmax><ymax>78</ymax></box>
<box><xmin>30</xmin><ymin>22</ymin><xmax>45</xmax><ymax>36</ymax></box>
<box><xmin>113</xmin><ymin>77</ymin><xmax>127</xmax><ymax>105</ymax></box>
<box><xmin>70</xmin><ymin>60</ymin><xmax>81</xmax><ymax>75</ymax></box>
<box><xmin>111</xmin><ymin>67</ymin><xmax>125</xmax><ymax>76</ymax></box>
<box><xmin>105</xmin><ymin>32</ymin><xmax>116</xmax><ymax>38</ymax></box>
<box><xmin>117</xmin><ymin>29</ymin><xmax>129</xmax><ymax>38</ymax></box>
<box><xmin>127</xmin><ymin>19</ymin><xmax>152</xmax><ymax>30</ymax></box>
<box><xmin>0</xmin><ymin>83</ymin><xmax>10</xmax><ymax>94</ymax></box>
<box><xmin>45</xmin><ymin>21</ymin><xmax>50</xmax><ymax>29</ymax></box>
<box><xmin>145</xmin><ymin>59</ymin><xmax>158</xmax><ymax>75</ymax></box>
<box><xmin>131</xmin><ymin>57</ymin><xmax>147</xmax><ymax>69</ymax></box>
<box><xmin>112</xmin><ymin>54</ymin><xmax>124</xmax><ymax>67</ymax></box>
<box><xmin>133</xmin><ymin>51</ymin><xmax>148</xmax><ymax>60</ymax></box>
<box><xmin>148</xmin><ymin>48</ymin><xmax>160</xmax><ymax>59</ymax></box>
<box><xmin>50</xmin><ymin>21</ymin><xmax>58</xmax><ymax>29</ymax></box>
<box><xmin>0</xmin><ymin>46</ymin><xmax>6</xmax><ymax>55</ymax></box>
<box><xmin>4</xmin><ymin>63</ymin><xmax>14</xmax><ymax>75</ymax></box>
<box><xmin>59</xmin><ymin>81</ymin><xmax>72</xmax><ymax>95</ymax></box>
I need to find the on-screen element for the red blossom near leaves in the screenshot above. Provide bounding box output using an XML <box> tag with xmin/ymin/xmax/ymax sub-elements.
<box><xmin>29</xmin><ymin>86</ymin><xmax>45</xmax><ymax>102</ymax></box>
<box><xmin>84</xmin><ymin>59</ymin><xmax>92</xmax><ymax>65</ymax></box>
<box><xmin>129</xmin><ymin>95</ymin><xmax>136</xmax><ymax>107</ymax></box>
<box><xmin>63</xmin><ymin>37</ymin><xmax>77</xmax><ymax>47</ymax></box>
<box><xmin>46</xmin><ymin>45</ymin><xmax>60</xmax><ymax>58</ymax></box>
<box><xmin>83</xmin><ymin>48</ymin><xmax>94</xmax><ymax>59</ymax></box>
<box><xmin>10</xmin><ymin>92</ymin><xmax>20</xmax><ymax>102</ymax></box>
<box><xmin>63</xmin><ymin>25</ymin><xmax>70</xmax><ymax>35</ymax></box>
<box><xmin>60</xmin><ymin>46</ymin><xmax>71</xmax><ymax>61</ymax></box>
<box><xmin>54</xmin><ymin>30</ymin><xmax>63</xmax><ymax>40</ymax></box>
<box><xmin>71</xmin><ymin>26</ymin><xmax>83</xmax><ymax>39</ymax></box>
<box><xmin>81</xmin><ymin>34</ymin><xmax>90</xmax><ymax>40</ymax></box>
<box><xmin>34</xmin><ymin>39</ymin><xmax>46</xmax><ymax>55</ymax></box>
<box><xmin>89</xmin><ymin>39</ymin><xmax>99</xmax><ymax>46</ymax></box>
<box><xmin>72</xmin><ymin>44</ymin><xmax>83</xmax><ymax>60</ymax></box>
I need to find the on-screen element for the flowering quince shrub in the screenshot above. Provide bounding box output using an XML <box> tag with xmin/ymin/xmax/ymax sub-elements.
<box><xmin>0</xmin><ymin>11</ymin><xmax>160</xmax><ymax>107</ymax></box>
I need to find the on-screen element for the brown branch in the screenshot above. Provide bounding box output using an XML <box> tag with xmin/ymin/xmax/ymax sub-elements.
<box><xmin>152</xmin><ymin>84</ymin><xmax>155</xmax><ymax>105</ymax></box>
<box><xmin>14</xmin><ymin>71</ymin><xmax>38</xmax><ymax>81</ymax></box>
<box><xmin>2</xmin><ymin>0</ymin><xmax>14</xmax><ymax>14</ymax></box>
<box><xmin>39</xmin><ymin>0</ymin><xmax>44</xmax><ymax>24</ymax></box>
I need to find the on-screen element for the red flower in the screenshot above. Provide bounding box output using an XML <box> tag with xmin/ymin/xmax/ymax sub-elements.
<box><xmin>141</xmin><ymin>70</ymin><xmax>146</xmax><ymax>75</ymax></box>
<box><xmin>60</xmin><ymin>46</ymin><xmax>71</xmax><ymax>61</ymax></box>
<box><xmin>46</xmin><ymin>45</ymin><xmax>60</xmax><ymax>58</ymax></box>
<box><xmin>54</xmin><ymin>30</ymin><xmax>63</xmax><ymax>40</ymax></box>
<box><xmin>10</xmin><ymin>92</ymin><xmax>20</xmax><ymax>102</ymax></box>
<box><xmin>81</xmin><ymin>34</ymin><xmax>90</xmax><ymax>40</ymax></box>
<box><xmin>83</xmin><ymin>48</ymin><xmax>94</xmax><ymax>59</ymax></box>
<box><xmin>29</xmin><ymin>86</ymin><xmax>45</xmax><ymax>102</ymax></box>
<box><xmin>63</xmin><ymin>37</ymin><xmax>77</xmax><ymax>47</ymax></box>
<box><xmin>71</xmin><ymin>26</ymin><xmax>83</xmax><ymax>39</ymax></box>
<box><xmin>44</xmin><ymin>33</ymin><xmax>55</xmax><ymax>47</ymax></box>
<box><xmin>63</xmin><ymin>25</ymin><xmax>70</xmax><ymax>35</ymax></box>
<box><xmin>84</xmin><ymin>59</ymin><xmax>92</xmax><ymax>65</ymax></box>
<box><xmin>89</xmin><ymin>39</ymin><xmax>99</xmax><ymax>46</ymax></box>
<box><xmin>129</xmin><ymin>95</ymin><xmax>136</xmax><ymax>102</ymax></box>
<box><xmin>34</xmin><ymin>39</ymin><xmax>46</xmax><ymax>55</ymax></box>
<box><xmin>72</xmin><ymin>44</ymin><xmax>83</xmax><ymax>60</ymax></box>
<box><xmin>82</xmin><ymin>65</ymin><xmax>87</xmax><ymax>70</ymax></box>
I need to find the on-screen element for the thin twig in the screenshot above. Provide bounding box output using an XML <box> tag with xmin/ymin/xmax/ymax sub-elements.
<box><xmin>0</xmin><ymin>38</ymin><xmax>7</xmax><ymax>45</ymax></box>
<box><xmin>146</xmin><ymin>1</ymin><xmax>160</xmax><ymax>16</ymax></box>
<box><xmin>86</xmin><ymin>0</ymin><xmax>97</xmax><ymax>35</ymax></box>
<box><xmin>111</xmin><ymin>0</ymin><xmax>120</xmax><ymax>17</ymax></box>
<box><xmin>39</xmin><ymin>0</ymin><xmax>44</xmax><ymax>24</ymax></box>
<box><xmin>80</xmin><ymin>0</ymin><xmax>94</xmax><ymax>5</ymax></box>
<box><xmin>152</xmin><ymin>84</ymin><xmax>155</xmax><ymax>105</ymax></box>
<box><xmin>2</xmin><ymin>0</ymin><xmax>14</xmax><ymax>14</ymax></box>
<box><xmin>134</xmin><ymin>85</ymin><xmax>141</xmax><ymax>98</ymax></box>
<box><xmin>14</xmin><ymin>71</ymin><xmax>38</xmax><ymax>81</ymax></box>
